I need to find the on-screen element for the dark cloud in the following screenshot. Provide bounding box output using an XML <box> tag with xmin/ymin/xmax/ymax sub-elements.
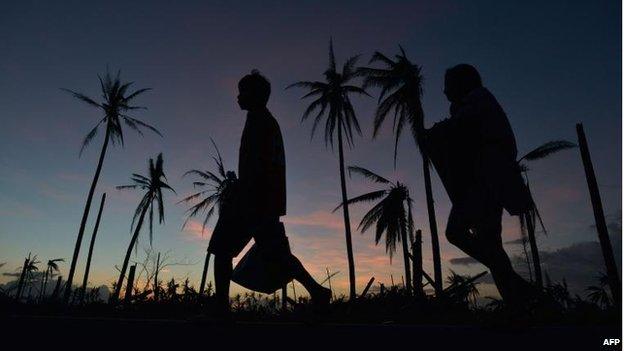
<box><xmin>513</xmin><ymin>235</ymin><xmax>622</xmax><ymax>295</ymax></box>
<box><xmin>449</xmin><ymin>257</ymin><xmax>480</xmax><ymax>266</ymax></box>
<box><xmin>504</xmin><ymin>238</ymin><xmax>524</xmax><ymax>245</ymax></box>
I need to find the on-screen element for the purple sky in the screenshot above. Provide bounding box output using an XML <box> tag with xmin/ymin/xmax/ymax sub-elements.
<box><xmin>0</xmin><ymin>0</ymin><xmax>621</xmax><ymax>298</ymax></box>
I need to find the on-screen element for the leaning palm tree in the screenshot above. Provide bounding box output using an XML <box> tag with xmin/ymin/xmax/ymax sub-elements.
<box><xmin>62</xmin><ymin>70</ymin><xmax>161</xmax><ymax>302</ymax></box>
<box><xmin>517</xmin><ymin>140</ymin><xmax>576</xmax><ymax>288</ymax></box>
<box><xmin>358</xmin><ymin>46</ymin><xmax>443</xmax><ymax>295</ymax></box>
<box><xmin>111</xmin><ymin>153</ymin><xmax>174</xmax><ymax>302</ymax></box>
<box><xmin>39</xmin><ymin>258</ymin><xmax>64</xmax><ymax>301</ymax></box>
<box><xmin>179</xmin><ymin>139</ymin><xmax>237</xmax><ymax>294</ymax></box>
<box><xmin>335</xmin><ymin>166</ymin><xmax>415</xmax><ymax>295</ymax></box>
<box><xmin>287</xmin><ymin>39</ymin><xmax>369</xmax><ymax>300</ymax></box>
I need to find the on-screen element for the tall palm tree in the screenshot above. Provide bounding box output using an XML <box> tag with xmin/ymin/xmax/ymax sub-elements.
<box><xmin>62</xmin><ymin>70</ymin><xmax>161</xmax><ymax>302</ymax></box>
<box><xmin>358</xmin><ymin>46</ymin><xmax>443</xmax><ymax>294</ymax></box>
<box><xmin>517</xmin><ymin>140</ymin><xmax>576</xmax><ymax>288</ymax></box>
<box><xmin>111</xmin><ymin>153</ymin><xmax>174</xmax><ymax>302</ymax></box>
<box><xmin>336</xmin><ymin>166</ymin><xmax>415</xmax><ymax>294</ymax></box>
<box><xmin>39</xmin><ymin>258</ymin><xmax>64</xmax><ymax>301</ymax></box>
<box><xmin>287</xmin><ymin>39</ymin><xmax>369</xmax><ymax>300</ymax></box>
<box><xmin>179</xmin><ymin>139</ymin><xmax>237</xmax><ymax>294</ymax></box>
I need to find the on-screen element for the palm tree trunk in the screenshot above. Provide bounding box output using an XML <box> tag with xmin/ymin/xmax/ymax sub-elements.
<box><xmin>337</xmin><ymin>122</ymin><xmax>357</xmax><ymax>300</ymax></box>
<box><xmin>526</xmin><ymin>212</ymin><xmax>543</xmax><ymax>288</ymax></box>
<box><xmin>400</xmin><ymin>227</ymin><xmax>412</xmax><ymax>295</ymax></box>
<box><xmin>124</xmin><ymin>264</ymin><xmax>137</xmax><ymax>302</ymax></box>
<box><xmin>576</xmin><ymin>123</ymin><xmax>621</xmax><ymax>304</ymax></box>
<box><xmin>111</xmin><ymin>203</ymin><xmax>149</xmax><ymax>302</ymax></box>
<box><xmin>411</xmin><ymin>229</ymin><xmax>424</xmax><ymax>297</ymax></box>
<box><xmin>281</xmin><ymin>285</ymin><xmax>287</xmax><ymax>312</ymax></box>
<box><xmin>522</xmin><ymin>238</ymin><xmax>533</xmax><ymax>283</ymax></box>
<box><xmin>15</xmin><ymin>257</ymin><xmax>29</xmax><ymax>300</ymax></box>
<box><xmin>64</xmin><ymin>127</ymin><xmax>111</xmax><ymax>303</ymax></box>
<box><xmin>199</xmin><ymin>250</ymin><xmax>211</xmax><ymax>295</ymax></box>
<box><xmin>422</xmin><ymin>155</ymin><xmax>442</xmax><ymax>295</ymax></box>
<box><xmin>80</xmin><ymin>192</ymin><xmax>106</xmax><ymax>303</ymax></box>
<box><xmin>52</xmin><ymin>276</ymin><xmax>63</xmax><ymax>299</ymax></box>
<box><xmin>154</xmin><ymin>252</ymin><xmax>160</xmax><ymax>301</ymax></box>
<box><xmin>39</xmin><ymin>266</ymin><xmax>47</xmax><ymax>301</ymax></box>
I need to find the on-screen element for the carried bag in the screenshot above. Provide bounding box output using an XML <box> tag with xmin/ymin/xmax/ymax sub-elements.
<box><xmin>231</xmin><ymin>222</ymin><xmax>294</xmax><ymax>294</ymax></box>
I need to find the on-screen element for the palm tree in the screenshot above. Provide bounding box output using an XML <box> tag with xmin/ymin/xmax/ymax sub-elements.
<box><xmin>586</xmin><ymin>273</ymin><xmax>612</xmax><ymax>309</ymax></box>
<box><xmin>336</xmin><ymin>166</ymin><xmax>415</xmax><ymax>295</ymax></box>
<box><xmin>62</xmin><ymin>70</ymin><xmax>161</xmax><ymax>302</ymax></box>
<box><xmin>23</xmin><ymin>256</ymin><xmax>40</xmax><ymax>300</ymax></box>
<box><xmin>40</xmin><ymin>258</ymin><xmax>64</xmax><ymax>301</ymax></box>
<box><xmin>445</xmin><ymin>270</ymin><xmax>481</xmax><ymax>306</ymax></box>
<box><xmin>358</xmin><ymin>46</ymin><xmax>443</xmax><ymax>295</ymax></box>
<box><xmin>111</xmin><ymin>153</ymin><xmax>175</xmax><ymax>302</ymax></box>
<box><xmin>287</xmin><ymin>39</ymin><xmax>369</xmax><ymax>300</ymax></box>
<box><xmin>179</xmin><ymin>139</ymin><xmax>237</xmax><ymax>294</ymax></box>
<box><xmin>517</xmin><ymin>140</ymin><xmax>576</xmax><ymax>288</ymax></box>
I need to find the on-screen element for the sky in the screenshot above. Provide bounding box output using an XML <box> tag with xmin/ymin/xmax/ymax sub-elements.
<box><xmin>0</xmin><ymin>0</ymin><xmax>621</xmax><ymax>299</ymax></box>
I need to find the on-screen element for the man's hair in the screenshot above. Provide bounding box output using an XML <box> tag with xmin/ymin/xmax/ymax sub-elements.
<box><xmin>445</xmin><ymin>64</ymin><xmax>483</xmax><ymax>93</ymax></box>
<box><xmin>238</xmin><ymin>69</ymin><xmax>271</xmax><ymax>105</ymax></box>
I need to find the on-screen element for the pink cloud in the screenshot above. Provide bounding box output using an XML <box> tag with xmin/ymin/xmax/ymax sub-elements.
<box><xmin>180</xmin><ymin>219</ymin><xmax>212</xmax><ymax>242</ymax></box>
<box><xmin>283</xmin><ymin>210</ymin><xmax>344</xmax><ymax>231</ymax></box>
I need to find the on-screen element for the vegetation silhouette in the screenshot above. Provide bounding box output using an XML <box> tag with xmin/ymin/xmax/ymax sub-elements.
<box><xmin>287</xmin><ymin>39</ymin><xmax>369</xmax><ymax>300</ymax></box>
<box><xmin>516</xmin><ymin>140</ymin><xmax>577</xmax><ymax>287</ymax></box>
<box><xmin>61</xmin><ymin>70</ymin><xmax>161</xmax><ymax>302</ymax></box>
<box><xmin>179</xmin><ymin>139</ymin><xmax>237</xmax><ymax>295</ymax></box>
<box><xmin>358</xmin><ymin>47</ymin><xmax>443</xmax><ymax>295</ymax></box>
<box><xmin>111</xmin><ymin>153</ymin><xmax>175</xmax><ymax>302</ymax></box>
<box><xmin>334</xmin><ymin>166</ymin><xmax>416</xmax><ymax>295</ymax></box>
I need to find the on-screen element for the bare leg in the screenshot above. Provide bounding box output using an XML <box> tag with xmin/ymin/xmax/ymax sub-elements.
<box><xmin>286</xmin><ymin>254</ymin><xmax>331</xmax><ymax>304</ymax></box>
<box><xmin>446</xmin><ymin>205</ymin><xmax>531</xmax><ymax>306</ymax></box>
<box><xmin>214</xmin><ymin>254</ymin><xmax>232</xmax><ymax>314</ymax></box>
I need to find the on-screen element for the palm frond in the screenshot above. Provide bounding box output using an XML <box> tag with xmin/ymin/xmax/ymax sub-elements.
<box><xmin>519</xmin><ymin>140</ymin><xmax>577</xmax><ymax>162</ymax></box>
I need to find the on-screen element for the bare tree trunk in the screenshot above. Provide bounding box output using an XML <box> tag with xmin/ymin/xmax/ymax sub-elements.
<box><xmin>111</xmin><ymin>204</ymin><xmax>149</xmax><ymax>302</ymax></box>
<box><xmin>422</xmin><ymin>156</ymin><xmax>442</xmax><ymax>296</ymax></box>
<box><xmin>337</xmin><ymin>123</ymin><xmax>356</xmax><ymax>300</ymax></box>
<box><xmin>65</xmin><ymin>127</ymin><xmax>111</xmax><ymax>303</ymax></box>
<box><xmin>15</xmin><ymin>257</ymin><xmax>29</xmax><ymax>300</ymax></box>
<box><xmin>125</xmin><ymin>264</ymin><xmax>137</xmax><ymax>302</ymax></box>
<box><xmin>80</xmin><ymin>193</ymin><xmax>106</xmax><ymax>303</ymax></box>
<box><xmin>360</xmin><ymin>277</ymin><xmax>375</xmax><ymax>298</ymax></box>
<box><xmin>199</xmin><ymin>250</ymin><xmax>211</xmax><ymax>295</ymax></box>
<box><xmin>576</xmin><ymin>123</ymin><xmax>621</xmax><ymax>304</ymax></box>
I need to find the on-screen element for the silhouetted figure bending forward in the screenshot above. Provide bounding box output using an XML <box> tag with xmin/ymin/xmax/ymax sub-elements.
<box><xmin>424</xmin><ymin>64</ymin><xmax>532</xmax><ymax>307</ymax></box>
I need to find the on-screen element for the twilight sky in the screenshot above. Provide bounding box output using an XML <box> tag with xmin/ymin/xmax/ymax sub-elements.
<box><xmin>0</xmin><ymin>0</ymin><xmax>621</xmax><ymax>298</ymax></box>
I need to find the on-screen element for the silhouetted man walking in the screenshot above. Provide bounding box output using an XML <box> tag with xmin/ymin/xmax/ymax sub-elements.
<box><xmin>424</xmin><ymin>64</ymin><xmax>532</xmax><ymax>307</ymax></box>
<box><xmin>210</xmin><ymin>70</ymin><xmax>330</xmax><ymax>318</ymax></box>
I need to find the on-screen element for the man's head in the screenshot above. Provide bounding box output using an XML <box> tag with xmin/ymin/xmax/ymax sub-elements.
<box><xmin>237</xmin><ymin>69</ymin><xmax>271</xmax><ymax>111</ymax></box>
<box><xmin>444</xmin><ymin>64</ymin><xmax>482</xmax><ymax>104</ymax></box>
